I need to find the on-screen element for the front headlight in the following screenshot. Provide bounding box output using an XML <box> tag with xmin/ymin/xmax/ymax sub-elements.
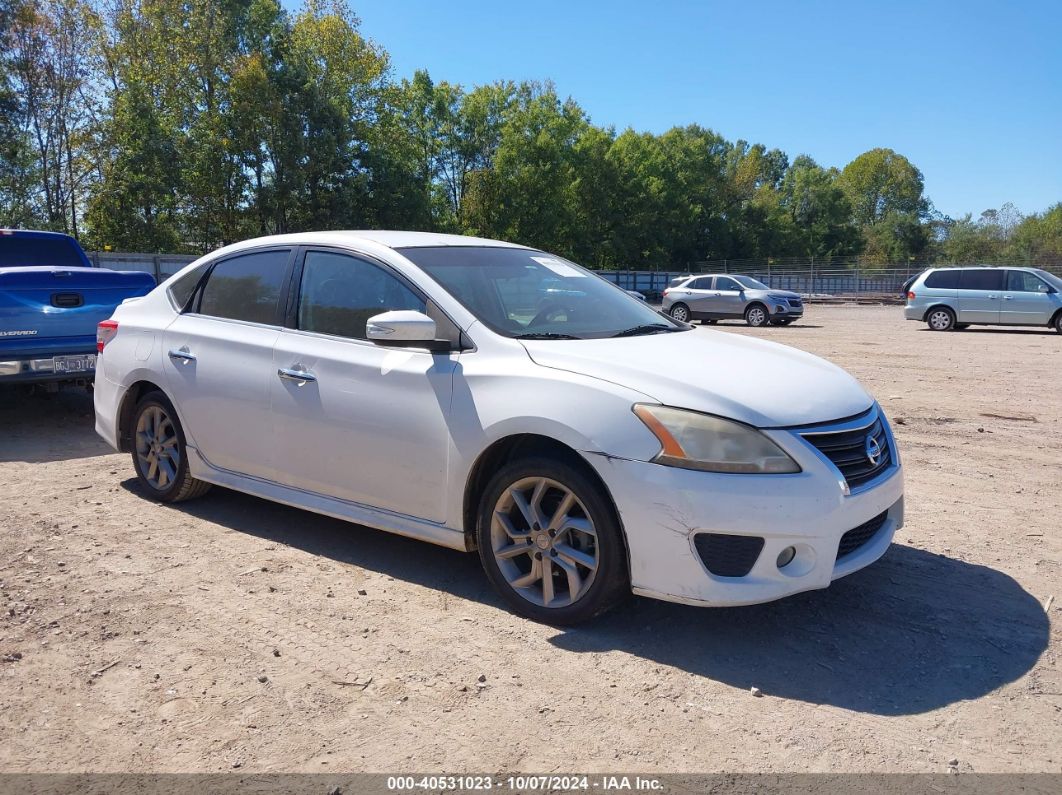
<box><xmin>632</xmin><ymin>404</ymin><xmax>801</xmax><ymax>474</ymax></box>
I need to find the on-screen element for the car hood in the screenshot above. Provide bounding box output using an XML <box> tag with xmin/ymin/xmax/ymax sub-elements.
<box><xmin>752</xmin><ymin>288</ymin><xmax>800</xmax><ymax>299</ymax></box>
<box><xmin>520</xmin><ymin>329</ymin><xmax>872</xmax><ymax>427</ymax></box>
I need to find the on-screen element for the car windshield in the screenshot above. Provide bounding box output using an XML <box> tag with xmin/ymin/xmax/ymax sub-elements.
<box><xmin>1034</xmin><ymin>269</ymin><xmax>1062</xmax><ymax>290</ymax></box>
<box><xmin>733</xmin><ymin>275</ymin><xmax>768</xmax><ymax>290</ymax></box>
<box><xmin>399</xmin><ymin>246</ymin><xmax>686</xmax><ymax>339</ymax></box>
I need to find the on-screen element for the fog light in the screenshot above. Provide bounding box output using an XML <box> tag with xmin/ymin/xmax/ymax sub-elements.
<box><xmin>776</xmin><ymin>546</ymin><xmax>796</xmax><ymax>568</ymax></box>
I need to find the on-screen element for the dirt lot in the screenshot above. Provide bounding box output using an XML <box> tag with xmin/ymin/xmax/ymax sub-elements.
<box><xmin>0</xmin><ymin>304</ymin><xmax>1059</xmax><ymax>774</ymax></box>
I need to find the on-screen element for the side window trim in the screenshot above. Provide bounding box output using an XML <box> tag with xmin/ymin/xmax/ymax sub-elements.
<box><xmin>190</xmin><ymin>246</ymin><xmax>296</xmax><ymax>327</ymax></box>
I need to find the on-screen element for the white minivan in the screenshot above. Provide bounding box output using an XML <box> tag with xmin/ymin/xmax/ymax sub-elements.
<box><xmin>95</xmin><ymin>232</ymin><xmax>904</xmax><ymax>624</ymax></box>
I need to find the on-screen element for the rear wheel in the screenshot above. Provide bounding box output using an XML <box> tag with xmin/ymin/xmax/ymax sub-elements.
<box><xmin>926</xmin><ymin>307</ymin><xmax>956</xmax><ymax>331</ymax></box>
<box><xmin>745</xmin><ymin>304</ymin><xmax>770</xmax><ymax>327</ymax></box>
<box><xmin>1054</xmin><ymin>313</ymin><xmax>1062</xmax><ymax>334</ymax></box>
<box><xmin>131</xmin><ymin>392</ymin><xmax>211</xmax><ymax>503</ymax></box>
<box><xmin>477</xmin><ymin>457</ymin><xmax>628</xmax><ymax>625</ymax></box>
<box><xmin>669</xmin><ymin>303</ymin><xmax>690</xmax><ymax>323</ymax></box>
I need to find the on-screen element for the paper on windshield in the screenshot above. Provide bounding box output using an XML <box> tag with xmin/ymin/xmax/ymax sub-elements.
<box><xmin>531</xmin><ymin>256</ymin><xmax>586</xmax><ymax>278</ymax></box>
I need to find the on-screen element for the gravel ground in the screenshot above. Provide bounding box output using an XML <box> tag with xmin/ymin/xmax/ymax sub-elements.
<box><xmin>0</xmin><ymin>304</ymin><xmax>1059</xmax><ymax>774</ymax></box>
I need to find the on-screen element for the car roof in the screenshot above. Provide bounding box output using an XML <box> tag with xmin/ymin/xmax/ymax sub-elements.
<box><xmin>214</xmin><ymin>230</ymin><xmax>529</xmax><ymax>254</ymax></box>
<box><xmin>928</xmin><ymin>265</ymin><xmax>1037</xmax><ymax>272</ymax></box>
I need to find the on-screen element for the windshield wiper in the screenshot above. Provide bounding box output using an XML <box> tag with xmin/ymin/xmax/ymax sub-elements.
<box><xmin>514</xmin><ymin>332</ymin><xmax>583</xmax><ymax>340</ymax></box>
<box><xmin>611</xmin><ymin>323</ymin><xmax>678</xmax><ymax>338</ymax></box>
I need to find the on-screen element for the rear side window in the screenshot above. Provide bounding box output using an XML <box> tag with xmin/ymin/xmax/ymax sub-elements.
<box><xmin>297</xmin><ymin>250</ymin><xmax>425</xmax><ymax>340</ymax></box>
<box><xmin>198</xmin><ymin>249</ymin><xmax>290</xmax><ymax>324</ymax></box>
<box><xmin>715</xmin><ymin>277</ymin><xmax>740</xmax><ymax>291</ymax></box>
<box><xmin>924</xmin><ymin>270</ymin><xmax>961</xmax><ymax>289</ymax></box>
<box><xmin>959</xmin><ymin>270</ymin><xmax>1003</xmax><ymax>291</ymax></box>
<box><xmin>167</xmin><ymin>264</ymin><xmax>208</xmax><ymax>310</ymax></box>
<box><xmin>1006</xmin><ymin>271</ymin><xmax>1050</xmax><ymax>293</ymax></box>
<box><xmin>688</xmin><ymin>277</ymin><xmax>712</xmax><ymax>290</ymax></box>
<box><xmin>0</xmin><ymin>234</ymin><xmax>84</xmax><ymax>268</ymax></box>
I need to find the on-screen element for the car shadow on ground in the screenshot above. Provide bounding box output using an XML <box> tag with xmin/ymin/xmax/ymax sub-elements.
<box><xmin>917</xmin><ymin>327</ymin><xmax>1057</xmax><ymax>335</ymax></box>
<box><xmin>129</xmin><ymin>480</ymin><xmax>1050</xmax><ymax>718</ymax></box>
<box><xmin>0</xmin><ymin>387</ymin><xmax>110</xmax><ymax>463</ymax></box>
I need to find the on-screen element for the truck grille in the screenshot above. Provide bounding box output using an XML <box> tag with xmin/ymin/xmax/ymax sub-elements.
<box><xmin>837</xmin><ymin>510</ymin><xmax>889</xmax><ymax>560</ymax></box>
<box><xmin>802</xmin><ymin>415</ymin><xmax>891</xmax><ymax>489</ymax></box>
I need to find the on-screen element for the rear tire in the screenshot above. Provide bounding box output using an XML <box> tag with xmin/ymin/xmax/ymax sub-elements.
<box><xmin>131</xmin><ymin>392</ymin><xmax>211</xmax><ymax>503</ymax></box>
<box><xmin>476</xmin><ymin>456</ymin><xmax>629</xmax><ymax>625</ymax></box>
<box><xmin>745</xmin><ymin>304</ymin><xmax>770</xmax><ymax>327</ymax></box>
<box><xmin>1054</xmin><ymin>313</ymin><xmax>1062</xmax><ymax>334</ymax></box>
<box><xmin>926</xmin><ymin>307</ymin><xmax>956</xmax><ymax>331</ymax></box>
<box><xmin>669</xmin><ymin>303</ymin><xmax>691</xmax><ymax>323</ymax></box>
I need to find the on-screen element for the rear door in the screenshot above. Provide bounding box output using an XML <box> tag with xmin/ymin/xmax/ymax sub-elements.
<box><xmin>269</xmin><ymin>248</ymin><xmax>456</xmax><ymax>522</ymax></box>
<box><xmin>677</xmin><ymin>277</ymin><xmax>715</xmax><ymax>315</ymax></box>
<box><xmin>956</xmin><ymin>269</ymin><xmax>1002</xmax><ymax>324</ymax></box>
<box><xmin>1000</xmin><ymin>270</ymin><xmax>1055</xmax><ymax>325</ymax></box>
<box><xmin>162</xmin><ymin>247</ymin><xmax>294</xmax><ymax>480</ymax></box>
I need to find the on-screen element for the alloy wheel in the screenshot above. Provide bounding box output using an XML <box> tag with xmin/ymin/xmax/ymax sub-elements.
<box><xmin>135</xmin><ymin>405</ymin><xmax>180</xmax><ymax>490</ymax></box>
<box><xmin>747</xmin><ymin>306</ymin><xmax>768</xmax><ymax>326</ymax></box>
<box><xmin>928</xmin><ymin>309</ymin><xmax>953</xmax><ymax>331</ymax></box>
<box><xmin>490</xmin><ymin>477</ymin><xmax>599</xmax><ymax>608</ymax></box>
<box><xmin>670</xmin><ymin>305</ymin><xmax>689</xmax><ymax>323</ymax></box>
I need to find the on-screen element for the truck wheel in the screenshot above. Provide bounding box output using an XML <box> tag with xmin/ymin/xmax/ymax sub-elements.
<box><xmin>131</xmin><ymin>392</ymin><xmax>211</xmax><ymax>503</ymax></box>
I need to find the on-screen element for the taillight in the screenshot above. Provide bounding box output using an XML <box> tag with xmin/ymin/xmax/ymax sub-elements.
<box><xmin>662</xmin><ymin>288</ymin><xmax>670</xmax><ymax>297</ymax></box>
<box><xmin>907</xmin><ymin>291</ymin><xmax>916</xmax><ymax>300</ymax></box>
<box><xmin>97</xmin><ymin>319</ymin><xmax>118</xmax><ymax>352</ymax></box>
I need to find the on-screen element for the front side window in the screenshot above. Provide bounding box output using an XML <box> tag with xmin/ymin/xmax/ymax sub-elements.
<box><xmin>959</xmin><ymin>269</ymin><xmax>1003</xmax><ymax>291</ymax></box>
<box><xmin>400</xmin><ymin>246</ymin><xmax>684</xmax><ymax>339</ymax></box>
<box><xmin>1007</xmin><ymin>270</ymin><xmax>1050</xmax><ymax>293</ymax></box>
<box><xmin>198</xmin><ymin>249</ymin><xmax>291</xmax><ymax>324</ymax></box>
<box><xmin>715</xmin><ymin>277</ymin><xmax>741</xmax><ymax>291</ymax></box>
<box><xmin>297</xmin><ymin>250</ymin><xmax>425</xmax><ymax>340</ymax></box>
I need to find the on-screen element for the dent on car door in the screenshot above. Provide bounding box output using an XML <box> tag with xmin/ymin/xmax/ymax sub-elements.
<box><xmin>162</xmin><ymin>248</ymin><xmax>293</xmax><ymax>480</ymax></box>
<box><xmin>269</xmin><ymin>249</ymin><xmax>456</xmax><ymax>523</ymax></box>
<box><xmin>1001</xmin><ymin>271</ymin><xmax>1054</xmax><ymax>324</ymax></box>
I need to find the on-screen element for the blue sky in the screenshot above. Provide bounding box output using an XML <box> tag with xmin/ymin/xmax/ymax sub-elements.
<box><xmin>338</xmin><ymin>0</ymin><xmax>1061</xmax><ymax>219</ymax></box>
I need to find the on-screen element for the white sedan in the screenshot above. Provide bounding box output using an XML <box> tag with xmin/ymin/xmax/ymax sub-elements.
<box><xmin>94</xmin><ymin>232</ymin><xmax>904</xmax><ymax>624</ymax></box>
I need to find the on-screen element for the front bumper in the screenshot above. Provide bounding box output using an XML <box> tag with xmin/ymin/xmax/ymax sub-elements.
<box><xmin>585</xmin><ymin>412</ymin><xmax>904</xmax><ymax>607</ymax></box>
<box><xmin>768</xmin><ymin>302</ymin><xmax>803</xmax><ymax>317</ymax></box>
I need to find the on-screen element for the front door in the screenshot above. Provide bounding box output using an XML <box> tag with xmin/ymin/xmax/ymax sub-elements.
<box><xmin>1001</xmin><ymin>270</ymin><xmax>1056</xmax><ymax>325</ymax></box>
<box><xmin>709</xmin><ymin>276</ymin><xmax>747</xmax><ymax>317</ymax></box>
<box><xmin>162</xmin><ymin>247</ymin><xmax>293</xmax><ymax>480</ymax></box>
<box><xmin>956</xmin><ymin>269</ymin><xmax>1003</xmax><ymax>324</ymax></box>
<box><xmin>270</xmin><ymin>249</ymin><xmax>456</xmax><ymax>523</ymax></box>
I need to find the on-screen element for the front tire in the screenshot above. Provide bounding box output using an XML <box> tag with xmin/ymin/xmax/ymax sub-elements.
<box><xmin>1053</xmin><ymin>313</ymin><xmax>1062</xmax><ymax>334</ymax></box>
<box><xmin>476</xmin><ymin>456</ymin><xmax>628</xmax><ymax>625</ymax></box>
<box><xmin>926</xmin><ymin>307</ymin><xmax>956</xmax><ymax>331</ymax></box>
<box><xmin>745</xmin><ymin>304</ymin><xmax>770</xmax><ymax>327</ymax></box>
<box><xmin>131</xmin><ymin>392</ymin><xmax>211</xmax><ymax>503</ymax></box>
<box><xmin>669</xmin><ymin>303</ymin><xmax>691</xmax><ymax>323</ymax></box>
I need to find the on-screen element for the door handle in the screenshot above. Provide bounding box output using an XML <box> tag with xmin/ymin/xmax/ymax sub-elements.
<box><xmin>277</xmin><ymin>367</ymin><xmax>317</xmax><ymax>383</ymax></box>
<box><xmin>1003</xmin><ymin>295</ymin><xmax>1013</xmax><ymax>300</ymax></box>
<box><xmin>168</xmin><ymin>348</ymin><xmax>196</xmax><ymax>363</ymax></box>
<box><xmin>987</xmin><ymin>294</ymin><xmax>998</xmax><ymax>299</ymax></box>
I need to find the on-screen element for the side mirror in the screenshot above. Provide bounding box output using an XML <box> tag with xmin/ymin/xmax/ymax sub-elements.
<box><xmin>366</xmin><ymin>310</ymin><xmax>438</xmax><ymax>347</ymax></box>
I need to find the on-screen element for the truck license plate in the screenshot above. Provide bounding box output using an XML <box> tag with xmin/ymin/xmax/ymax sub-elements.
<box><xmin>52</xmin><ymin>354</ymin><xmax>96</xmax><ymax>373</ymax></box>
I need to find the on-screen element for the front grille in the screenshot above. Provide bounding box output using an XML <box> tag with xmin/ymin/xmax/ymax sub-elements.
<box><xmin>837</xmin><ymin>510</ymin><xmax>889</xmax><ymax>560</ymax></box>
<box><xmin>787</xmin><ymin>298</ymin><xmax>802</xmax><ymax>307</ymax></box>
<box><xmin>802</xmin><ymin>415</ymin><xmax>892</xmax><ymax>489</ymax></box>
<box><xmin>693</xmin><ymin>533</ymin><xmax>764</xmax><ymax>577</ymax></box>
